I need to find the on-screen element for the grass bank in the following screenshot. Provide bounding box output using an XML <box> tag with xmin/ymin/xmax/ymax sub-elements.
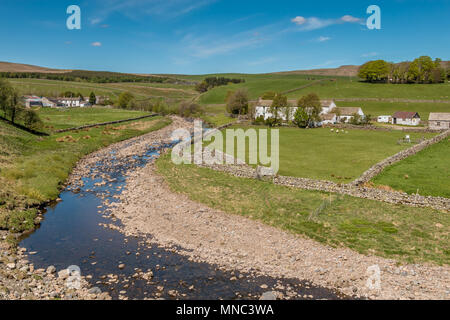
<box><xmin>0</xmin><ymin>113</ymin><xmax>171</xmax><ymax>233</ymax></box>
<box><xmin>156</xmin><ymin>154</ymin><xmax>449</xmax><ymax>265</ymax></box>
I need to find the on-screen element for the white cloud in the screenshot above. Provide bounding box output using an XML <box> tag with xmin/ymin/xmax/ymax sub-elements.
<box><xmin>91</xmin><ymin>42</ymin><xmax>102</xmax><ymax>47</ymax></box>
<box><xmin>188</xmin><ymin>38</ymin><xmax>261</xmax><ymax>58</ymax></box>
<box><xmin>340</xmin><ymin>15</ymin><xmax>362</xmax><ymax>23</ymax></box>
<box><xmin>90</xmin><ymin>0</ymin><xmax>217</xmax><ymax>24</ymax></box>
<box><xmin>291</xmin><ymin>15</ymin><xmax>363</xmax><ymax>31</ymax></box>
<box><xmin>180</xmin><ymin>24</ymin><xmax>276</xmax><ymax>58</ymax></box>
<box><xmin>291</xmin><ymin>16</ymin><xmax>306</xmax><ymax>25</ymax></box>
<box><xmin>317</xmin><ymin>36</ymin><xmax>331</xmax><ymax>42</ymax></box>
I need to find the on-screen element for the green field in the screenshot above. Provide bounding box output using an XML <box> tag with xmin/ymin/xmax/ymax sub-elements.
<box><xmin>373</xmin><ymin>138</ymin><xmax>450</xmax><ymax>198</ymax></box>
<box><xmin>209</xmin><ymin>126</ymin><xmax>436</xmax><ymax>183</ymax></box>
<box><xmin>9</xmin><ymin>75</ymin><xmax>450</xmax><ymax>129</ymax></box>
<box><xmin>37</xmin><ymin>107</ymin><xmax>152</xmax><ymax>131</ymax></box>
<box><xmin>9</xmin><ymin>78</ymin><xmax>196</xmax><ymax>102</ymax></box>
<box><xmin>156</xmin><ymin>154</ymin><xmax>449</xmax><ymax>265</ymax></box>
<box><xmin>193</xmin><ymin>73</ymin><xmax>450</xmax><ymax>104</ymax></box>
<box><xmin>199</xmin><ymin>104</ymin><xmax>236</xmax><ymax>127</ymax></box>
<box><xmin>197</xmin><ymin>74</ymin><xmax>317</xmax><ymax>104</ymax></box>
<box><xmin>0</xmin><ymin>111</ymin><xmax>171</xmax><ymax>233</ymax></box>
<box><xmin>336</xmin><ymin>101</ymin><xmax>450</xmax><ymax>120</ymax></box>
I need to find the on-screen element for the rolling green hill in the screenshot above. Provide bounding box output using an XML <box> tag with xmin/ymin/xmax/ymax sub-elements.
<box><xmin>197</xmin><ymin>74</ymin><xmax>450</xmax><ymax>104</ymax></box>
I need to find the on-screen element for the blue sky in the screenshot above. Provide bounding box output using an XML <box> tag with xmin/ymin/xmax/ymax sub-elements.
<box><xmin>0</xmin><ymin>0</ymin><xmax>449</xmax><ymax>74</ymax></box>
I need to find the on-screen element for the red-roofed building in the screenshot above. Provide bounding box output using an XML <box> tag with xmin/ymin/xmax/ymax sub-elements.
<box><xmin>391</xmin><ymin>111</ymin><xmax>421</xmax><ymax>126</ymax></box>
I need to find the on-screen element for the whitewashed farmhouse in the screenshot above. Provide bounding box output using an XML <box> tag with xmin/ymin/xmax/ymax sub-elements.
<box><xmin>254</xmin><ymin>98</ymin><xmax>338</xmax><ymax>122</ymax></box>
<box><xmin>320</xmin><ymin>113</ymin><xmax>337</xmax><ymax>125</ymax></box>
<box><xmin>332</xmin><ymin>107</ymin><xmax>365</xmax><ymax>123</ymax></box>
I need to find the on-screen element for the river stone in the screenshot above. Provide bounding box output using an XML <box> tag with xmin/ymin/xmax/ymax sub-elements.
<box><xmin>6</xmin><ymin>263</ymin><xmax>16</xmax><ymax>269</ymax></box>
<box><xmin>88</xmin><ymin>287</ymin><xmax>102</xmax><ymax>295</ymax></box>
<box><xmin>58</xmin><ymin>269</ymin><xmax>70</xmax><ymax>280</ymax></box>
<box><xmin>46</xmin><ymin>265</ymin><xmax>56</xmax><ymax>274</ymax></box>
<box><xmin>118</xmin><ymin>264</ymin><xmax>125</xmax><ymax>269</ymax></box>
<box><xmin>256</xmin><ymin>166</ymin><xmax>275</xmax><ymax>180</ymax></box>
<box><xmin>260</xmin><ymin>291</ymin><xmax>277</xmax><ymax>300</ymax></box>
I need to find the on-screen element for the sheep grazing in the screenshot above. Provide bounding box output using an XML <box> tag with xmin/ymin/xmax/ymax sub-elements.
<box><xmin>330</xmin><ymin>129</ymin><xmax>334</xmax><ymax>132</ymax></box>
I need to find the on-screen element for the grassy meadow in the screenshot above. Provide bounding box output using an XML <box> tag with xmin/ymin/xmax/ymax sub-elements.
<box><xmin>0</xmin><ymin>111</ymin><xmax>171</xmax><ymax>233</ymax></box>
<box><xmin>9</xmin><ymin>78</ymin><xmax>196</xmax><ymax>102</ymax></box>
<box><xmin>192</xmin><ymin>73</ymin><xmax>450</xmax><ymax>105</ymax></box>
<box><xmin>197</xmin><ymin>74</ymin><xmax>317</xmax><ymax>104</ymax></box>
<box><xmin>200</xmin><ymin>104</ymin><xmax>237</xmax><ymax>127</ymax></box>
<box><xmin>373</xmin><ymin>138</ymin><xmax>450</xmax><ymax>198</ymax></box>
<box><xmin>38</xmin><ymin>107</ymin><xmax>152</xmax><ymax>132</ymax></box>
<box><xmin>156</xmin><ymin>154</ymin><xmax>449</xmax><ymax>265</ymax></box>
<box><xmin>207</xmin><ymin>126</ymin><xmax>437</xmax><ymax>183</ymax></box>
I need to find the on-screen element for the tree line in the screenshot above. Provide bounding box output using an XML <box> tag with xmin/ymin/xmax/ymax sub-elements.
<box><xmin>0</xmin><ymin>78</ymin><xmax>43</xmax><ymax>131</ymax></box>
<box><xmin>0</xmin><ymin>70</ymin><xmax>179</xmax><ymax>84</ymax></box>
<box><xmin>195</xmin><ymin>77</ymin><xmax>245</xmax><ymax>93</ymax></box>
<box><xmin>358</xmin><ymin>56</ymin><xmax>448</xmax><ymax>83</ymax></box>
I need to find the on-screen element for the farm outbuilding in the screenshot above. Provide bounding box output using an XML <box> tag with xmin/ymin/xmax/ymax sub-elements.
<box><xmin>391</xmin><ymin>111</ymin><xmax>421</xmax><ymax>126</ymax></box>
<box><xmin>428</xmin><ymin>113</ymin><xmax>450</xmax><ymax>130</ymax></box>
<box><xmin>377</xmin><ymin>115</ymin><xmax>391</xmax><ymax>123</ymax></box>
<box><xmin>320</xmin><ymin>113</ymin><xmax>337</xmax><ymax>125</ymax></box>
<box><xmin>332</xmin><ymin>107</ymin><xmax>365</xmax><ymax>123</ymax></box>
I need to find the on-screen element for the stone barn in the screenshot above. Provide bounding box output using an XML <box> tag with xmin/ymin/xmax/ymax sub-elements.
<box><xmin>428</xmin><ymin>113</ymin><xmax>450</xmax><ymax>130</ymax></box>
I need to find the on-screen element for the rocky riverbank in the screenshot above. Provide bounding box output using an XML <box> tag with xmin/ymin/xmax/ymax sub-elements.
<box><xmin>0</xmin><ymin>239</ymin><xmax>110</xmax><ymax>300</ymax></box>
<box><xmin>80</xmin><ymin>117</ymin><xmax>448</xmax><ymax>300</ymax></box>
<box><xmin>3</xmin><ymin>116</ymin><xmax>448</xmax><ymax>300</ymax></box>
<box><xmin>107</xmin><ymin>160</ymin><xmax>449</xmax><ymax>300</ymax></box>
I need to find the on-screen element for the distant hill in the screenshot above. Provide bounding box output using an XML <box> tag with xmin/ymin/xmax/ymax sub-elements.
<box><xmin>0</xmin><ymin>61</ymin><xmax>69</xmax><ymax>73</ymax></box>
<box><xmin>1</xmin><ymin>60</ymin><xmax>448</xmax><ymax>78</ymax></box>
<box><xmin>273</xmin><ymin>61</ymin><xmax>449</xmax><ymax>77</ymax></box>
<box><xmin>273</xmin><ymin>65</ymin><xmax>360</xmax><ymax>77</ymax></box>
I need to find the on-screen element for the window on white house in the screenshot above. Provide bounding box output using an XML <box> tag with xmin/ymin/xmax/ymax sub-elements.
<box><xmin>437</xmin><ymin>122</ymin><xmax>440</xmax><ymax>126</ymax></box>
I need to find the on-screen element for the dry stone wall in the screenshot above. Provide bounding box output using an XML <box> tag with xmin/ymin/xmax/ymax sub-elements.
<box><xmin>197</xmin><ymin>162</ymin><xmax>450</xmax><ymax>212</ymax></box>
<box><xmin>352</xmin><ymin>130</ymin><xmax>450</xmax><ymax>186</ymax></box>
